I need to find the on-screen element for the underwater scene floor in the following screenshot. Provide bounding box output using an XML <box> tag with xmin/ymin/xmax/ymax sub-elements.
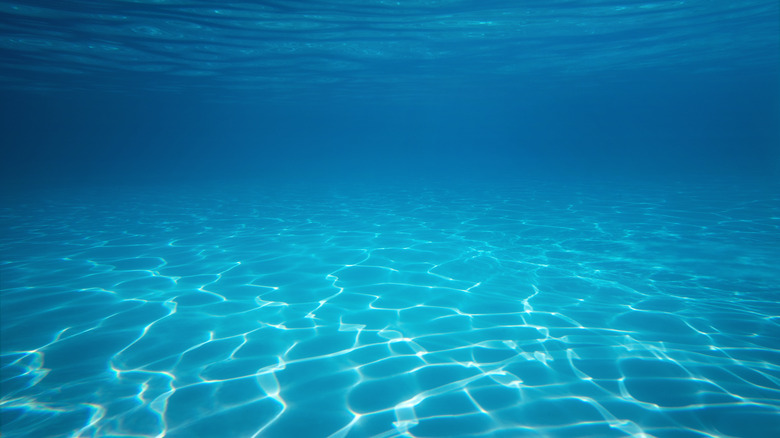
<box><xmin>1</xmin><ymin>179</ymin><xmax>779</xmax><ymax>438</ymax></box>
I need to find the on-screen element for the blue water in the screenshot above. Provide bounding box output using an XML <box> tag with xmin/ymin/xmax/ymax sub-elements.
<box><xmin>2</xmin><ymin>1</ymin><xmax>780</xmax><ymax>437</ymax></box>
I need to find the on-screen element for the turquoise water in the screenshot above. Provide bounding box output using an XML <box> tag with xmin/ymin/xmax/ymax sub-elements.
<box><xmin>0</xmin><ymin>0</ymin><xmax>777</xmax><ymax>99</ymax></box>
<box><xmin>1</xmin><ymin>0</ymin><xmax>780</xmax><ymax>437</ymax></box>
<box><xmin>2</xmin><ymin>180</ymin><xmax>779</xmax><ymax>437</ymax></box>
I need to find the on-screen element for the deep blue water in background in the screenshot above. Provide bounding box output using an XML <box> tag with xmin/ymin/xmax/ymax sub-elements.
<box><xmin>1</xmin><ymin>1</ymin><xmax>780</xmax><ymax>437</ymax></box>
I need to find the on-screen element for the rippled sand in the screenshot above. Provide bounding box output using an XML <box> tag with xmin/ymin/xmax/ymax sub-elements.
<box><xmin>1</xmin><ymin>180</ymin><xmax>779</xmax><ymax>437</ymax></box>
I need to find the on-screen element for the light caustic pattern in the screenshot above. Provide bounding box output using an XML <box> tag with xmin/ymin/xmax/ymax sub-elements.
<box><xmin>1</xmin><ymin>182</ymin><xmax>779</xmax><ymax>437</ymax></box>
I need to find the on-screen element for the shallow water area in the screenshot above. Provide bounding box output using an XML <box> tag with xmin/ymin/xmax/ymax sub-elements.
<box><xmin>1</xmin><ymin>0</ymin><xmax>779</xmax><ymax>436</ymax></box>
<box><xmin>1</xmin><ymin>178</ymin><xmax>779</xmax><ymax>437</ymax></box>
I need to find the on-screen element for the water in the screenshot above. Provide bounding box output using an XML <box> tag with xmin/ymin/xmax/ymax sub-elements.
<box><xmin>1</xmin><ymin>1</ymin><xmax>779</xmax><ymax>438</ymax></box>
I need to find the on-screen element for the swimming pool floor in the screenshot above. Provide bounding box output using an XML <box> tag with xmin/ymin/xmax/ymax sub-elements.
<box><xmin>1</xmin><ymin>180</ymin><xmax>779</xmax><ymax>437</ymax></box>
